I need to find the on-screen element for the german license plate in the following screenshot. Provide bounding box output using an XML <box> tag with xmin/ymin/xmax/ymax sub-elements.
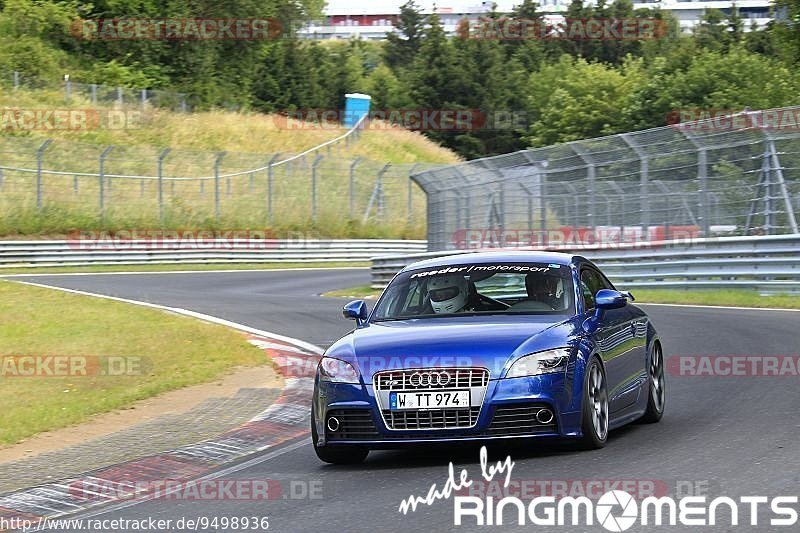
<box><xmin>389</xmin><ymin>390</ymin><xmax>470</xmax><ymax>410</ymax></box>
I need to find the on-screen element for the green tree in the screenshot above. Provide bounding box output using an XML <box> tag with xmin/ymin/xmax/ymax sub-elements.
<box><xmin>728</xmin><ymin>4</ymin><xmax>745</xmax><ymax>43</ymax></box>
<box><xmin>505</xmin><ymin>0</ymin><xmax>546</xmax><ymax>71</ymax></box>
<box><xmin>694</xmin><ymin>8</ymin><xmax>731</xmax><ymax>51</ymax></box>
<box><xmin>622</xmin><ymin>46</ymin><xmax>800</xmax><ymax>130</ymax></box>
<box><xmin>0</xmin><ymin>0</ymin><xmax>78</xmax><ymax>78</ymax></box>
<box><xmin>773</xmin><ymin>0</ymin><xmax>800</xmax><ymax>63</ymax></box>
<box><xmin>448</xmin><ymin>25</ymin><xmax>528</xmax><ymax>157</ymax></box>
<box><xmin>526</xmin><ymin>55</ymin><xmax>643</xmax><ymax>146</ymax></box>
<box><xmin>410</xmin><ymin>12</ymin><xmax>459</xmax><ymax>109</ymax></box>
<box><xmin>385</xmin><ymin>0</ymin><xmax>426</xmax><ymax>68</ymax></box>
<box><xmin>365</xmin><ymin>64</ymin><xmax>409</xmax><ymax>109</ymax></box>
<box><xmin>254</xmin><ymin>39</ymin><xmax>331</xmax><ymax>111</ymax></box>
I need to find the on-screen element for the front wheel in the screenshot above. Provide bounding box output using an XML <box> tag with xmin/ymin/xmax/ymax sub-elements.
<box><xmin>578</xmin><ymin>357</ymin><xmax>608</xmax><ymax>449</ymax></box>
<box><xmin>311</xmin><ymin>410</ymin><xmax>369</xmax><ymax>465</ymax></box>
<box><xmin>640</xmin><ymin>342</ymin><xmax>666</xmax><ymax>423</ymax></box>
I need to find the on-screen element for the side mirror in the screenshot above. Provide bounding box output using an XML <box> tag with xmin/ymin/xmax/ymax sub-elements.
<box><xmin>595</xmin><ymin>289</ymin><xmax>628</xmax><ymax>310</ymax></box>
<box><xmin>583</xmin><ymin>289</ymin><xmax>630</xmax><ymax>333</ymax></box>
<box><xmin>342</xmin><ymin>300</ymin><xmax>369</xmax><ymax>325</ymax></box>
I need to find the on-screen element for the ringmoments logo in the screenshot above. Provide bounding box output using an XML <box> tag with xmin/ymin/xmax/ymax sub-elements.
<box><xmin>452</xmin><ymin>490</ymin><xmax>799</xmax><ymax>528</ymax></box>
<box><xmin>397</xmin><ymin>447</ymin><xmax>799</xmax><ymax>529</ymax></box>
<box><xmin>595</xmin><ymin>490</ymin><xmax>638</xmax><ymax>531</ymax></box>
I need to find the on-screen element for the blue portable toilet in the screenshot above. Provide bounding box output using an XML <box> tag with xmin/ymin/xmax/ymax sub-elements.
<box><xmin>343</xmin><ymin>93</ymin><xmax>371</xmax><ymax>128</ymax></box>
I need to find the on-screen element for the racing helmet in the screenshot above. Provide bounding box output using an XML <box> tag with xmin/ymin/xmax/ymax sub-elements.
<box><xmin>428</xmin><ymin>274</ymin><xmax>468</xmax><ymax>314</ymax></box>
<box><xmin>526</xmin><ymin>272</ymin><xmax>563</xmax><ymax>303</ymax></box>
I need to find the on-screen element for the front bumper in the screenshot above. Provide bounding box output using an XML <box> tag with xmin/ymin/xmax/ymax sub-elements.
<box><xmin>314</xmin><ymin>373</ymin><xmax>582</xmax><ymax>447</ymax></box>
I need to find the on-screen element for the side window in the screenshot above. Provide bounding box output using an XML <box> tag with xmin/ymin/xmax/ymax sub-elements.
<box><xmin>404</xmin><ymin>283</ymin><xmax>422</xmax><ymax>309</ymax></box>
<box><xmin>598</xmin><ymin>271</ymin><xmax>616</xmax><ymax>291</ymax></box>
<box><xmin>580</xmin><ymin>268</ymin><xmax>609</xmax><ymax>311</ymax></box>
<box><xmin>382</xmin><ymin>285</ymin><xmax>403</xmax><ymax>316</ymax></box>
<box><xmin>580</xmin><ymin>272</ymin><xmax>595</xmax><ymax>311</ymax></box>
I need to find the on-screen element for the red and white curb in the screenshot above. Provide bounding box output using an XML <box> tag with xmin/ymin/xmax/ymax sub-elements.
<box><xmin>0</xmin><ymin>282</ymin><xmax>321</xmax><ymax>529</ymax></box>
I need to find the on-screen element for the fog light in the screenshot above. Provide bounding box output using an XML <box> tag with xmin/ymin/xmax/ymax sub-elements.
<box><xmin>327</xmin><ymin>416</ymin><xmax>340</xmax><ymax>432</ymax></box>
<box><xmin>536</xmin><ymin>408</ymin><xmax>554</xmax><ymax>424</ymax></box>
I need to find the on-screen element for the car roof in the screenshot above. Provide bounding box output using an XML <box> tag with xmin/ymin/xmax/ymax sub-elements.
<box><xmin>401</xmin><ymin>251</ymin><xmax>582</xmax><ymax>272</ymax></box>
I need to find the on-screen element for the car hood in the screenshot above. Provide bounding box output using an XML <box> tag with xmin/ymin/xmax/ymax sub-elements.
<box><xmin>332</xmin><ymin>315</ymin><xmax>577</xmax><ymax>379</ymax></box>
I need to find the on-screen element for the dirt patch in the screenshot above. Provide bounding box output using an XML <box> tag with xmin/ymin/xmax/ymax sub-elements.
<box><xmin>0</xmin><ymin>364</ymin><xmax>283</xmax><ymax>465</ymax></box>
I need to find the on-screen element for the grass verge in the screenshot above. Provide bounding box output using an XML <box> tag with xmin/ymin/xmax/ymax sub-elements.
<box><xmin>322</xmin><ymin>285</ymin><xmax>380</xmax><ymax>299</ymax></box>
<box><xmin>322</xmin><ymin>286</ymin><xmax>800</xmax><ymax>310</ymax></box>
<box><xmin>0</xmin><ymin>261</ymin><xmax>368</xmax><ymax>275</ymax></box>
<box><xmin>631</xmin><ymin>289</ymin><xmax>800</xmax><ymax>309</ymax></box>
<box><xmin>0</xmin><ymin>88</ymin><xmax>460</xmax><ymax>164</ymax></box>
<box><xmin>0</xmin><ymin>280</ymin><xmax>271</xmax><ymax>445</ymax></box>
<box><xmin>0</xmin><ymin>88</ymin><xmax>459</xmax><ymax>239</ymax></box>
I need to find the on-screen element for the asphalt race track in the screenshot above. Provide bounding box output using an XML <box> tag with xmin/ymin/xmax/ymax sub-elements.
<box><xmin>11</xmin><ymin>269</ymin><xmax>800</xmax><ymax>532</ymax></box>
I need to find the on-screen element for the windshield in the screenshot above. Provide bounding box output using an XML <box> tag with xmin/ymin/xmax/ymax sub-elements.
<box><xmin>372</xmin><ymin>262</ymin><xmax>575</xmax><ymax>321</ymax></box>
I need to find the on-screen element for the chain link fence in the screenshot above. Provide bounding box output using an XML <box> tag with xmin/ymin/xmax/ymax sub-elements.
<box><xmin>1</xmin><ymin>70</ymin><xmax>191</xmax><ymax>112</ymax></box>
<box><xmin>0</xmin><ymin>134</ymin><xmax>437</xmax><ymax>237</ymax></box>
<box><xmin>0</xmin><ymin>70</ymin><xmax>438</xmax><ymax>237</ymax></box>
<box><xmin>412</xmin><ymin>107</ymin><xmax>800</xmax><ymax>251</ymax></box>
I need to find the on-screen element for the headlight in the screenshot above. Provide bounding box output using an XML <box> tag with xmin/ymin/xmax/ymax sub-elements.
<box><xmin>506</xmin><ymin>348</ymin><xmax>571</xmax><ymax>378</ymax></box>
<box><xmin>318</xmin><ymin>356</ymin><xmax>360</xmax><ymax>383</ymax></box>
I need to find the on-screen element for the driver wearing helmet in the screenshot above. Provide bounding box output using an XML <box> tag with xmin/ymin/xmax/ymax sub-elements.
<box><xmin>525</xmin><ymin>272</ymin><xmax>562</xmax><ymax>310</ymax></box>
<box><xmin>428</xmin><ymin>274</ymin><xmax>472</xmax><ymax>314</ymax></box>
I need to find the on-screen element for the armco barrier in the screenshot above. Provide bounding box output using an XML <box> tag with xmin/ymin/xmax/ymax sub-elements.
<box><xmin>370</xmin><ymin>234</ymin><xmax>800</xmax><ymax>293</ymax></box>
<box><xmin>0</xmin><ymin>239</ymin><xmax>427</xmax><ymax>268</ymax></box>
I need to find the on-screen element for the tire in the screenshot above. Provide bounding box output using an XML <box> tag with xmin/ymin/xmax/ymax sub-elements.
<box><xmin>578</xmin><ymin>357</ymin><xmax>609</xmax><ymax>449</ymax></box>
<box><xmin>640</xmin><ymin>342</ymin><xmax>666</xmax><ymax>423</ymax></box>
<box><xmin>311</xmin><ymin>410</ymin><xmax>369</xmax><ymax>465</ymax></box>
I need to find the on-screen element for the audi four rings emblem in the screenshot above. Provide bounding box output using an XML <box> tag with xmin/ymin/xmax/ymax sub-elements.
<box><xmin>409</xmin><ymin>371</ymin><xmax>451</xmax><ymax>387</ymax></box>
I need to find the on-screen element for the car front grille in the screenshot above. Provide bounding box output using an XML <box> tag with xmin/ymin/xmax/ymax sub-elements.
<box><xmin>373</xmin><ymin>367</ymin><xmax>490</xmax><ymax>430</ymax></box>
<box><xmin>325</xmin><ymin>409</ymin><xmax>380</xmax><ymax>441</ymax></box>
<box><xmin>374</xmin><ymin>368</ymin><xmax>489</xmax><ymax>391</ymax></box>
<box><xmin>323</xmin><ymin>405</ymin><xmax>558</xmax><ymax>441</ymax></box>
<box><xmin>485</xmin><ymin>404</ymin><xmax>558</xmax><ymax>436</ymax></box>
<box><xmin>381</xmin><ymin>407</ymin><xmax>481</xmax><ymax>430</ymax></box>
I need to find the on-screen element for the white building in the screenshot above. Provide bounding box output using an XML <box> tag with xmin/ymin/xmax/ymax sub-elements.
<box><xmin>298</xmin><ymin>0</ymin><xmax>775</xmax><ymax>39</ymax></box>
<box><xmin>633</xmin><ymin>0</ymin><xmax>772</xmax><ymax>32</ymax></box>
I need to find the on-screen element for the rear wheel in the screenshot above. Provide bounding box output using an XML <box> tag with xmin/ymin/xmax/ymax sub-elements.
<box><xmin>311</xmin><ymin>410</ymin><xmax>369</xmax><ymax>465</ymax></box>
<box><xmin>640</xmin><ymin>342</ymin><xmax>665</xmax><ymax>423</ymax></box>
<box><xmin>579</xmin><ymin>358</ymin><xmax>608</xmax><ymax>449</ymax></box>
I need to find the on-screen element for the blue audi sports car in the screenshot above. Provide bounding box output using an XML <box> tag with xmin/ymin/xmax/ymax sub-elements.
<box><xmin>312</xmin><ymin>251</ymin><xmax>665</xmax><ymax>464</ymax></box>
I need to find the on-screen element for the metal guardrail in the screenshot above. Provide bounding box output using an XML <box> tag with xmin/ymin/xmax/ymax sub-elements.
<box><xmin>0</xmin><ymin>239</ymin><xmax>427</xmax><ymax>268</ymax></box>
<box><xmin>370</xmin><ymin>234</ymin><xmax>800</xmax><ymax>293</ymax></box>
